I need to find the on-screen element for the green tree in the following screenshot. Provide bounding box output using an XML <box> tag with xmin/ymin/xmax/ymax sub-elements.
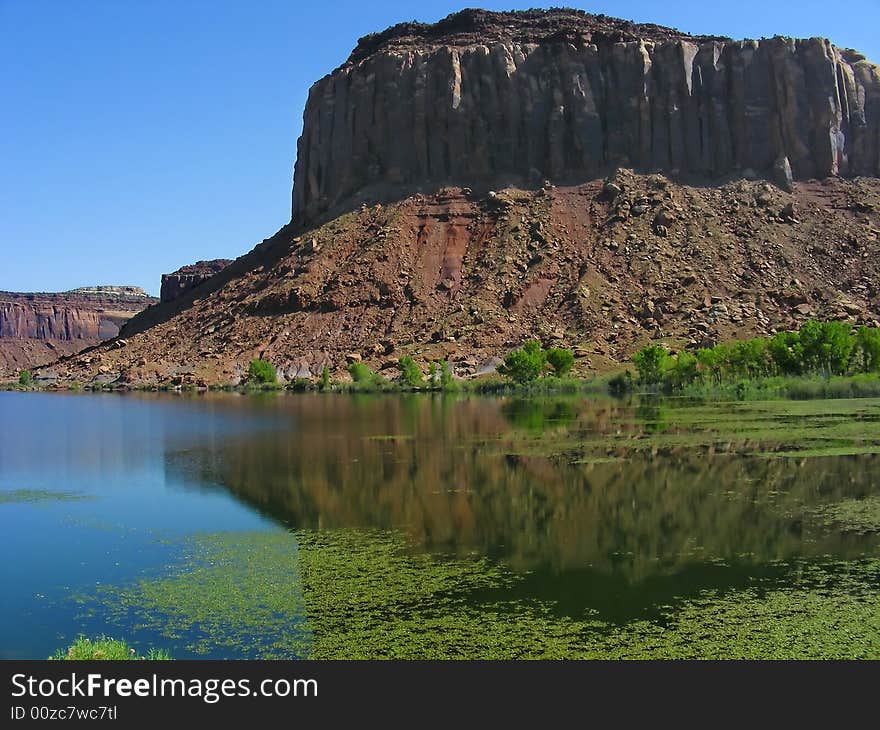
<box><xmin>247</xmin><ymin>358</ymin><xmax>276</xmax><ymax>385</ymax></box>
<box><xmin>398</xmin><ymin>356</ymin><xmax>425</xmax><ymax>388</ymax></box>
<box><xmin>632</xmin><ymin>345</ymin><xmax>672</xmax><ymax>386</ymax></box>
<box><xmin>320</xmin><ymin>366</ymin><xmax>331</xmax><ymax>391</ymax></box>
<box><xmin>666</xmin><ymin>351</ymin><xmax>699</xmax><ymax>388</ymax></box>
<box><xmin>768</xmin><ymin>331</ymin><xmax>803</xmax><ymax>376</ymax></box>
<box><xmin>546</xmin><ymin>348</ymin><xmax>574</xmax><ymax>377</ymax></box>
<box><xmin>729</xmin><ymin>338</ymin><xmax>770</xmax><ymax>378</ymax></box>
<box><xmin>696</xmin><ymin>346</ymin><xmax>727</xmax><ymax>384</ymax></box>
<box><xmin>799</xmin><ymin>320</ymin><xmax>854</xmax><ymax>375</ymax></box>
<box><xmin>854</xmin><ymin>326</ymin><xmax>880</xmax><ymax>373</ymax></box>
<box><xmin>498</xmin><ymin>341</ymin><xmax>547</xmax><ymax>384</ymax></box>
<box><xmin>18</xmin><ymin>370</ymin><xmax>32</xmax><ymax>387</ymax></box>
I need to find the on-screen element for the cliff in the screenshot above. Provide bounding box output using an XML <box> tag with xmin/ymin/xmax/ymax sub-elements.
<box><xmin>293</xmin><ymin>8</ymin><xmax>880</xmax><ymax>222</ymax></box>
<box><xmin>0</xmin><ymin>287</ymin><xmax>156</xmax><ymax>373</ymax></box>
<box><xmin>160</xmin><ymin>260</ymin><xmax>232</xmax><ymax>304</ymax></box>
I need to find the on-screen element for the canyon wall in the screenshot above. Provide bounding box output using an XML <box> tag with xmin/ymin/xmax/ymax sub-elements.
<box><xmin>0</xmin><ymin>287</ymin><xmax>156</xmax><ymax>372</ymax></box>
<box><xmin>293</xmin><ymin>9</ymin><xmax>880</xmax><ymax>222</ymax></box>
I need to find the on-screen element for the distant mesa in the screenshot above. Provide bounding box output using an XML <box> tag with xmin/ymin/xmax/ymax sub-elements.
<box><xmin>160</xmin><ymin>259</ymin><xmax>232</xmax><ymax>304</ymax></box>
<box><xmin>0</xmin><ymin>286</ymin><xmax>157</xmax><ymax>373</ymax></box>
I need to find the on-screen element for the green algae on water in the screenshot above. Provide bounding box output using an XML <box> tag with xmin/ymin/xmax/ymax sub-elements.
<box><xmin>0</xmin><ymin>489</ymin><xmax>95</xmax><ymax>504</ymax></box>
<box><xmin>811</xmin><ymin>496</ymin><xmax>880</xmax><ymax>535</ymax></box>
<box><xmin>83</xmin><ymin>528</ymin><xmax>880</xmax><ymax>660</ymax></box>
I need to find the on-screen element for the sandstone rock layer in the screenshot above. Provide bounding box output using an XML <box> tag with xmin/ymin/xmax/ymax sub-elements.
<box><xmin>0</xmin><ymin>287</ymin><xmax>156</xmax><ymax>373</ymax></box>
<box><xmin>293</xmin><ymin>9</ymin><xmax>880</xmax><ymax>222</ymax></box>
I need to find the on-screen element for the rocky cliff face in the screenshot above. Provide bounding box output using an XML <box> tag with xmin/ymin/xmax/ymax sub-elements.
<box><xmin>293</xmin><ymin>8</ymin><xmax>880</xmax><ymax>222</ymax></box>
<box><xmin>160</xmin><ymin>260</ymin><xmax>232</xmax><ymax>304</ymax></box>
<box><xmin>0</xmin><ymin>287</ymin><xmax>156</xmax><ymax>373</ymax></box>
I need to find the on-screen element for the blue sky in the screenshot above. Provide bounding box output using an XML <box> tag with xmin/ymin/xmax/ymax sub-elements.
<box><xmin>2</xmin><ymin>1</ymin><xmax>878</xmax><ymax>296</ymax></box>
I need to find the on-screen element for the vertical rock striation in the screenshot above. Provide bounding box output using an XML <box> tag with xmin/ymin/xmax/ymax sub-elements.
<box><xmin>0</xmin><ymin>287</ymin><xmax>155</xmax><ymax>341</ymax></box>
<box><xmin>292</xmin><ymin>9</ymin><xmax>880</xmax><ymax>222</ymax></box>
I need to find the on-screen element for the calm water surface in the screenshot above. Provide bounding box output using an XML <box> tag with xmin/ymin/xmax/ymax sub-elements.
<box><xmin>1</xmin><ymin>391</ymin><xmax>879</xmax><ymax>658</ymax></box>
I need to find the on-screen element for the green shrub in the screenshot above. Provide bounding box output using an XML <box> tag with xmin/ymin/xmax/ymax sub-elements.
<box><xmin>320</xmin><ymin>366</ymin><xmax>331</xmax><ymax>391</ymax></box>
<box><xmin>498</xmin><ymin>341</ymin><xmax>547</xmax><ymax>384</ymax></box>
<box><xmin>798</xmin><ymin>320</ymin><xmax>853</xmax><ymax>375</ymax></box>
<box><xmin>768</xmin><ymin>331</ymin><xmax>804</xmax><ymax>375</ymax></box>
<box><xmin>438</xmin><ymin>360</ymin><xmax>456</xmax><ymax>390</ymax></box>
<box><xmin>347</xmin><ymin>362</ymin><xmax>387</xmax><ymax>390</ymax></box>
<box><xmin>247</xmin><ymin>358</ymin><xmax>277</xmax><ymax>385</ymax></box>
<box><xmin>398</xmin><ymin>356</ymin><xmax>425</xmax><ymax>388</ymax></box>
<box><xmin>631</xmin><ymin>320</ymin><xmax>880</xmax><ymax>397</ymax></box>
<box><xmin>546</xmin><ymin>348</ymin><xmax>574</xmax><ymax>377</ymax></box>
<box><xmin>632</xmin><ymin>345</ymin><xmax>672</xmax><ymax>386</ymax></box>
<box><xmin>348</xmin><ymin>362</ymin><xmax>373</xmax><ymax>383</ymax></box>
<box><xmin>18</xmin><ymin>370</ymin><xmax>32</xmax><ymax>386</ymax></box>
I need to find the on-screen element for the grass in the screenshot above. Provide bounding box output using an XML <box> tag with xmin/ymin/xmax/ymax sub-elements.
<box><xmin>679</xmin><ymin>373</ymin><xmax>880</xmax><ymax>401</ymax></box>
<box><xmin>10</xmin><ymin>366</ymin><xmax>880</xmax><ymax>403</ymax></box>
<box><xmin>51</xmin><ymin>636</ymin><xmax>170</xmax><ymax>660</ymax></box>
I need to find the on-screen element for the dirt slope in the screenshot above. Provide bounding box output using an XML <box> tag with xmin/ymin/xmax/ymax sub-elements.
<box><xmin>34</xmin><ymin>172</ymin><xmax>880</xmax><ymax>386</ymax></box>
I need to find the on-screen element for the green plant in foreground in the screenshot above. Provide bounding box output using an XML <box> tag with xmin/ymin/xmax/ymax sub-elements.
<box><xmin>84</xmin><ymin>530</ymin><xmax>880</xmax><ymax>659</ymax></box>
<box><xmin>18</xmin><ymin>370</ymin><xmax>32</xmax><ymax>386</ymax></box>
<box><xmin>52</xmin><ymin>636</ymin><xmax>170</xmax><ymax>661</ymax></box>
<box><xmin>247</xmin><ymin>358</ymin><xmax>277</xmax><ymax>385</ymax></box>
<box><xmin>320</xmin><ymin>366</ymin><xmax>331</xmax><ymax>391</ymax></box>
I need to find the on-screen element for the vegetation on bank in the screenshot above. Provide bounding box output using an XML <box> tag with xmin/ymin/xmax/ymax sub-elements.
<box><xmin>340</xmin><ymin>357</ymin><xmax>458</xmax><ymax>393</ymax></box>
<box><xmin>7</xmin><ymin>320</ymin><xmax>880</xmax><ymax>401</ymax></box>
<box><xmin>51</xmin><ymin>636</ymin><xmax>170</xmax><ymax>660</ymax></box>
<box><xmin>247</xmin><ymin>358</ymin><xmax>277</xmax><ymax>385</ymax></box>
<box><xmin>618</xmin><ymin>320</ymin><xmax>880</xmax><ymax>398</ymax></box>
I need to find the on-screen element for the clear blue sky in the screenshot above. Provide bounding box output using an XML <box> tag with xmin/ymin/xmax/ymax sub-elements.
<box><xmin>2</xmin><ymin>1</ymin><xmax>878</xmax><ymax>296</ymax></box>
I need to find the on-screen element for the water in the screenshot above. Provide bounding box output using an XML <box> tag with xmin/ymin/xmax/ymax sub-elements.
<box><xmin>1</xmin><ymin>391</ymin><xmax>879</xmax><ymax>659</ymax></box>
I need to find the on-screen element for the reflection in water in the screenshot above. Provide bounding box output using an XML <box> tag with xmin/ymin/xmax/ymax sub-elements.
<box><xmin>3</xmin><ymin>391</ymin><xmax>880</xmax><ymax>658</ymax></box>
<box><xmin>166</xmin><ymin>395</ymin><xmax>880</xmax><ymax>582</ymax></box>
